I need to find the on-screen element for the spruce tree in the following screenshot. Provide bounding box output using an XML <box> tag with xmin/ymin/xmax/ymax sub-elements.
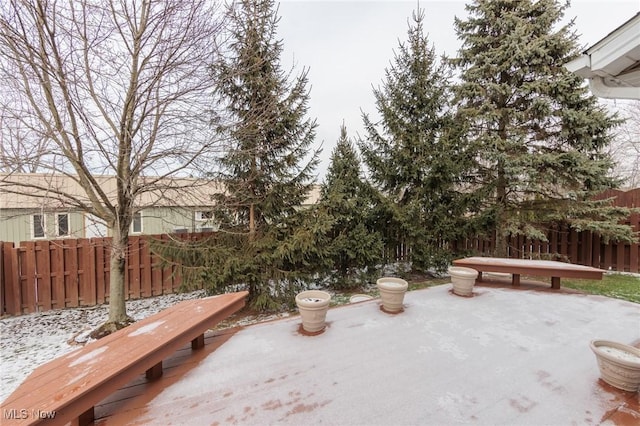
<box><xmin>452</xmin><ymin>0</ymin><xmax>632</xmax><ymax>256</ymax></box>
<box><xmin>359</xmin><ymin>9</ymin><xmax>472</xmax><ymax>272</ymax></box>
<box><xmin>320</xmin><ymin>124</ymin><xmax>383</xmax><ymax>289</ymax></box>
<box><xmin>199</xmin><ymin>0</ymin><xmax>320</xmax><ymax>310</ymax></box>
<box><xmin>211</xmin><ymin>0</ymin><xmax>318</xmax><ymax>235</ymax></box>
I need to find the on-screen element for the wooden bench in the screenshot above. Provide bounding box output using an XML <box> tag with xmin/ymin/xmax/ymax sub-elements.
<box><xmin>0</xmin><ymin>291</ymin><xmax>248</xmax><ymax>426</ymax></box>
<box><xmin>453</xmin><ymin>257</ymin><xmax>605</xmax><ymax>289</ymax></box>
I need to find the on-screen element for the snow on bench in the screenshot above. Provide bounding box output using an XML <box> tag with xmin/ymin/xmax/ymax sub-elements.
<box><xmin>0</xmin><ymin>291</ymin><xmax>248</xmax><ymax>426</ymax></box>
<box><xmin>453</xmin><ymin>257</ymin><xmax>604</xmax><ymax>289</ymax></box>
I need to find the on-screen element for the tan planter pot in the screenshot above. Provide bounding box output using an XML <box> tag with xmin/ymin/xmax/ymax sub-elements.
<box><xmin>590</xmin><ymin>340</ymin><xmax>640</xmax><ymax>392</ymax></box>
<box><xmin>295</xmin><ymin>290</ymin><xmax>331</xmax><ymax>333</ymax></box>
<box><xmin>448</xmin><ymin>266</ymin><xmax>478</xmax><ymax>297</ymax></box>
<box><xmin>376</xmin><ymin>277</ymin><xmax>408</xmax><ymax>313</ymax></box>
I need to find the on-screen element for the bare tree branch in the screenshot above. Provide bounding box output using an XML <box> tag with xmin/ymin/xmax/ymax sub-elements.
<box><xmin>608</xmin><ymin>100</ymin><xmax>640</xmax><ymax>188</ymax></box>
<box><xmin>0</xmin><ymin>0</ymin><xmax>224</xmax><ymax>326</ymax></box>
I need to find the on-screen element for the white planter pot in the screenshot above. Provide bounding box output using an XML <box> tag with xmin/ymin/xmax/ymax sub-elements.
<box><xmin>590</xmin><ymin>340</ymin><xmax>640</xmax><ymax>392</ymax></box>
<box><xmin>448</xmin><ymin>266</ymin><xmax>479</xmax><ymax>297</ymax></box>
<box><xmin>376</xmin><ymin>277</ymin><xmax>408</xmax><ymax>313</ymax></box>
<box><xmin>295</xmin><ymin>290</ymin><xmax>331</xmax><ymax>334</ymax></box>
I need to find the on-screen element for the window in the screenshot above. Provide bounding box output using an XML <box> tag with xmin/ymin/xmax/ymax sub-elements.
<box><xmin>57</xmin><ymin>213</ymin><xmax>69</xmax><ymax>237</ymax></box>
<box><xmin>131</xmin><ymin>211</ymin><xmax>143</xmax><ymax>234</ymax></box>
<box><xmin>32</xmin><ymin>214</ymin><xmax>45</xmax><ymax>239</ymax></box>
<box><xmin>195</xmin><ymin>211</ymin><xmax>214</xmax><ymax>221</ymax></box>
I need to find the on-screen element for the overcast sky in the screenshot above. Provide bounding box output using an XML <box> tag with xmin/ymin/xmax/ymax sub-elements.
<box><xmin>274</xmin><ymin>0</ymin><xmax>639</xmax><ymax>179</ymax></box>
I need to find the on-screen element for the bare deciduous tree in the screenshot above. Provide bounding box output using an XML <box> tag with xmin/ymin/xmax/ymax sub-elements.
<box><xmin>0</xmin><ymin>0</ymin><xmax>223</xmax><ymax>332</ymax></box>
<box><xmin>0</xmin><ymin>108</ymin><xmax>52</xmax><ymax>172</ymax></box>
<box><xmin>608</xmin><ymin>100</ymin><xmax>640</xmax><ymax>188</ymax></box>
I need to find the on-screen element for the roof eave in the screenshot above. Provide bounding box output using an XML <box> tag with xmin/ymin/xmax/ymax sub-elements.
<box><xmin>588</xmin><ymin>76</ymin><xmax>640</xmax><ymax>100</ymax></box>
<box><xmin>565</xmin><ymin>12</ymin><xmax>640</xmax><ymax>100</ymax></box>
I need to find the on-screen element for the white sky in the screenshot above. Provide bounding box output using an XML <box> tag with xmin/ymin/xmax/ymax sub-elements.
<box><xmin>275</xmin><ymin>0</ymin><xmax>640</xmax><ymax>179</ymax></box>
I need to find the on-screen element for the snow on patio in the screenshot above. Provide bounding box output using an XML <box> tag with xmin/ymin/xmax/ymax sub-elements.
<box><xmin>102</xmin><ymin>284</ymin><xmax>639</xmax><ymax>425</ymax></box>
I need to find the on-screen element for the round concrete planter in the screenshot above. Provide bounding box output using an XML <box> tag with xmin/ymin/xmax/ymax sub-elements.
<box><xmin>295</xmin><ymin>290</ymin><xmax>331</xmax><ymax>333</ymax></box>
<box><xmin>376</xmin><ymin>277</ymin><xmax>408</xmax><ymax>313</ymax></box>
<box><xmin>590</xmin><ymin>340</ymin><xmax>640</xmax><ymax>392</ymax></box>
<box><xmin>448</xmin><ymin>266</ymin><xmax>479</xmax><ymax>297</ymax></box>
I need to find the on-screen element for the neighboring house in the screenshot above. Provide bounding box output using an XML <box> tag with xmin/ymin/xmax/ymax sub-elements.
<box><xmin>0</xmin><ymin>174</ymin><xmax>223</xmax><ymax>244</ymax></box>
<box><xmin>566</xmin><ymin>12</ymin><xmax>640</xmax><ymax>100</ymax></box>
<box><xmin>0</xmin><ymin>174</ymin><xmax>321</xmax><ymax>244</ymax></box>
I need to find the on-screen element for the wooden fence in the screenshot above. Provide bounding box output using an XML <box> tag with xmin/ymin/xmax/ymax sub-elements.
<box><xmin>382</xmin><ymin>189</ymin><xmax>639</xmax><ymax>272</ymax></box>
<box><xmin>456</xmin><ymin>188</ymin><xmax>639</xmax><ymax>271</ymax></box>
<box><xmin>0</xmin><ymin>234</ymin><xmax>208</xmax><ymax>316</ymax></box>
<box><xmin>1</xmin><ymin>189</ymin><xmax>638</xmax><ymax>316</ymax></box>
<box><xmin>456</xmin><ymin>223</ymin><xmax>639</xmax><ymax>272</ymax></box>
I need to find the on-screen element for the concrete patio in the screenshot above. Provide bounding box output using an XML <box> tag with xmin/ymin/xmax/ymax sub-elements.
<box><xmin>97</xmin><ymin>283</ymin><xmax>639</xmax><ymax>425</ymax></box>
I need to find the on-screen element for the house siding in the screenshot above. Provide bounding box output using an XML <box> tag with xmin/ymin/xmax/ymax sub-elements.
<box><xmin>0</xmin><ymin>207</ymin><xmax>217</xmax><ymax>244</ymax></box>
<box><xmin>141</xmin><ymin>207</ymin><xmax>195</xmax><ymax>234</ymax></box>
<box><xmin>0</xmin><ymin>209</ymin><xmax>85</xmax><ymax>243</ymax></box>
<box><xmin>0</xmin><ymin>173</ymin><xmax>318</xmax><ymax>243</ymax></box>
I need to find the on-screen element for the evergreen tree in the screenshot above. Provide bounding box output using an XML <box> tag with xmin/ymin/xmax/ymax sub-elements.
<box><xmin>320</xmin><ymin>124</ymin><xmax>383</xmax><ymax>289</ymax></box>
<box><xmin>359</xmin><ymin>9</ymin><xmax>472</xmax><ymax>272</ymax></box>
<box><xmin>190</xmin><ymin>0</ymin><xmax>321</xmax><ymax>310</ymax></box>
<box><xmin>211</xmin><ymin>0</ymin><xmax>319</xmax><ymax>236</ymax></box>
<box><xmin>452</xmin><ymin>0</ymin><xmax>633</xmax><ymax>256</ymax></box>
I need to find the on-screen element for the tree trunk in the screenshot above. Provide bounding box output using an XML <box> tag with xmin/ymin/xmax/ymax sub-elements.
<box><xmin>494</xmin><ymin>164</ymin><xmax>508</xmax><ymax>258</ymax></box>
<box><xmin>249</xmin><ymin>202</ymin><xmax>255</xmax><ymax>241</ymax></box>
<box><xmin>494</xmin><ymin>228</ymin><xmax>507</xmax><ymax>258</ymax></box>
<box><xmin>108</xmin><ymin>226</ymin><xmax>129</xmax><ymax>324</ymax></box>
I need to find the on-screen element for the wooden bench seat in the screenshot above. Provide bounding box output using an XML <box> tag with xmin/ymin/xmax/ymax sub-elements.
<box><xmin>453</xmin><ymin>257</ymin><xmax>604</xmax><ymax>289</ymax></box>
<box><xmin>0</xmin><ymin>291</ymin><xmax>248</xmax><ymax>426</ymax></box>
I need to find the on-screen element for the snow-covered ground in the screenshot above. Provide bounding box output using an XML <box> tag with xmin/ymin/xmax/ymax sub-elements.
<box><xmin>2</xmin><ymin>272</ymin><xmax>637</xmax><ymax>404</ymax></box>
<box><xmin>105</xmin><ymin>285</ymin><xmax>640</xmax><ymax>425</ymax></box>
<box><xmin>0</xmin><ymin>290</ymin><xmax>290</xmax><ymax>403</ymax></box>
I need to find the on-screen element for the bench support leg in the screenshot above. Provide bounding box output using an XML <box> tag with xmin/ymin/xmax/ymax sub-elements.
<box><xmin>75</xmin><ymin>407</ymin><xmax>94</xmax><ymax>426</ymax></box>
<box><xmin>192</xmin><ymin>334</ymin><xmax>205</xmax><ymax>350</ymax></box>
<box><xmin>551</xmin><ymin>277</ymin><xmax>561</xmax><ymax>289</ymax></box>
<box><xmin>146</xmin><ymin>361</ymin><xmax>163</xmax><ymax>380</ymax></box>
<box><xmin>512</xmin><ymin>274</ymin><xmax>521</xmax><ymax>287</ymax></box>
<box><xmin>476</xmin><ymin>271</ymin><xmax>483</xmax><ymax>283</ymax></box>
